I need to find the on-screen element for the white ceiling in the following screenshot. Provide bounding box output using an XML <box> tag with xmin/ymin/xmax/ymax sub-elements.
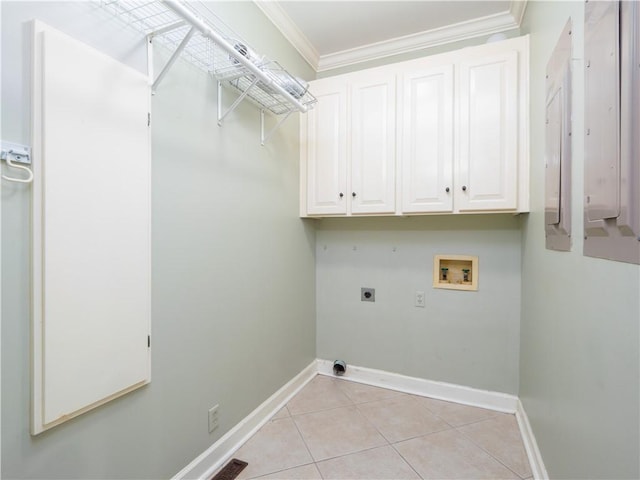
<box><xmin>255</xmin><ymin>1</ymin><xmax>527</xmax><ymax>72</ymax></box>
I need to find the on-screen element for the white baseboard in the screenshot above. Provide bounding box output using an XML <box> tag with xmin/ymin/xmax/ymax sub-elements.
<box><xmin>516</xmin><ymin>399</ymin><xmax>549</xmax><ymax>480</ymax></box>
<box><xmin>172</xmin><ymin>360</ymin><xmax>317</xmax><ymax>480</ymax></box>
<box><xmin>316</xmin><ymin>359</ymin><xmax>519</xmax><ymax>413</ymax></box>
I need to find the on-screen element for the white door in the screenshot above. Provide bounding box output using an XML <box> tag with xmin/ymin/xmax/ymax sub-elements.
<box><xmin>400</xmin><ymin>64</ymin><xmax>454</xmax><ymax>213</ymax></box>
<box><xmin>350</xmin><ymin>72</ymin><xmax>396</xmax><ymax>214</ymax></box>
<box><xmin>305</xmin><ymin>80</ymin><xmax>348</xmax><ymax>215</ymax></box>
<box><xmin>457</xmin><ymin>51</ymin><xmax>519</xmax><ymax>211</ymax></box>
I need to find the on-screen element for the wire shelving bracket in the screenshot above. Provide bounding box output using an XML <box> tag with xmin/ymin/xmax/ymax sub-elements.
<box><xmin>103</xmin><ymin>0</ymin><xmax>316</xmax><ymax>145</ymax></box>
<box><xmin>261</xmin><ymin>109</ymin><xmax>293</xmax><ymax>147</ymax></box>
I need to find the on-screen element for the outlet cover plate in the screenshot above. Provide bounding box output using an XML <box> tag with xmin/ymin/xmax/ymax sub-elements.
<box><xmin>361</xmin><ymin>287</ymin><xmax>375</xmax><ymax>302</ymax></box>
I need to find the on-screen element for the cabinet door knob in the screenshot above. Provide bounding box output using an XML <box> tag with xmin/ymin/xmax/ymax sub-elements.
<box><xmin>445</xmin><ymin>187</ymin><xmax>450</xmax><ymax>193</ymax></box>
<box><xmin>462</xmin><ymin>185</ymin><xmax>467</xmax><ymax>192</ymax></box>
<box><xmin>352</xmin><ymin>192</ymin><xmax>356</xmax><ymax>197</ymax></box>
<box><xmin>339</xmin><ymin>192</ymin><xmax>344</xmax><ymax>198</ymax></box>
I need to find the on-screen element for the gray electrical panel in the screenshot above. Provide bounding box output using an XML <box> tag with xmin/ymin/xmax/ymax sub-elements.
<box><xmin>584</xmin><ymin>0</ymin><xmax>640</xmax><ymax>264</ymax></box>
<box><xmin>545</xmin><ymin>20</ymin><xmax>572</xmax><ymax>252</ymax></box>
<box><xmin>585</xmin><ymin>1</ymin><xmax>620</xmax><ymax>222</ymax></box>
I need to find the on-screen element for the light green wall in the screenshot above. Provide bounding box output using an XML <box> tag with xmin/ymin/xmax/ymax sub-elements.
<box><xmin>520</xmin><ymin>2</ymin><xmax>640</xmax><ymax>478</ymax></box>
<box><xmin>316</xmin><ymin>215</ymin><xmax>522</xmax><ymax>395</ymax></box>
<box><xmin>1</xmin><ymin>2</ymin><xmax>316</xmax><ymax>478</ymax></box>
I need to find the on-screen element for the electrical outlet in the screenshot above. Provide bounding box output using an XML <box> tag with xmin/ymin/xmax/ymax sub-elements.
<box><xmin>415</xmin><ymin>290</ymin><xmax>425</xmax><ymax>308</ymax></box>
<box><xmin>208</xmin><ymin>404</ymin><xmax>219</xmax><ymax>433</ymax></box>
<box><xmin>361</xmin><ymin>287</ymin><xmax>375</xmax><ymax>302</ymax></box>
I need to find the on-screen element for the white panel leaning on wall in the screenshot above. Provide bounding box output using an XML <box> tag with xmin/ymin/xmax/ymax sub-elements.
<box><xmin>31</xmin><ymin>20</ymin><xmax>152</xmax><ymax>435</ymax></box>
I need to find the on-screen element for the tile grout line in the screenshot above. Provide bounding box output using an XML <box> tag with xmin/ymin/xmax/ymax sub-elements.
<box><xmin>288</xmin><ymin>401</ymin><xmax>356</xmax><ymax>418</ymax></box>
<box><xmin>237</xmin><ymin>402</ymin><xmax>315</xmax><ymax>480</ymax></box>
<box><xmin>352</xmin><ymin>401</ymin><xmax>395</xmax><ymax>446</ymax></box>
<box><xmin>285</xmin><ymin>376</ymin><xmax>376</xmax><ymax>479</ymax></box>
<box><xmin>239</xmin><ymin>416</ymin><xmax>315</xmax><ymax>480</ymax></box>
<box><xmin>333</xmin><ymin>378</ymin><xmax>409</xmax><ymax>407</ymax></box>
<box><xmin>388</xmin><ymin>441</ymin><xmax>425</xmax><ymax>480</ymax></box>
<box><xmin>316</xmin><ymin>442</ymin><xmax>393</xmax><ymax>463</ymax></box>
<box><xmin>349</xmin><ymin>401</ymin><xmax>426</xmax><ymax>479</ymax></box>
<box><xmin>289</xmin><ymin>407</ymin><xmax>323</xmax><ymax>468</ymax></box>
<box><xmin>405</xmin><ymin>392</ymin><xmax>506</xmax><ymax>430</ymax></box>
<box><xmin>352</xmin><ymin>397</ymin><xmax>457</xmax><ymax>445</ymax></box>
<box><xmin>387</xmin><ymin>424</ymin><xmax>456</xmax><ymax>445</ymax></box>
<box><xmin>287</xmin><ymin>377</ymin><xmax>357</xmax><ymax>417</ymax></box>
<box><xmin>288</xmin><ymin>376</ymin><xmax>401</xmax><ymax>474</ymax></box>
<box><xmin>246</xmin><ymin>461</ymin><xmax>318</xmax><ymax>480</ymax></box>
<box><xmin>293</xmin><ymin>384</ymin><xmax>395</xmax><ymax>468</ymax></box>
<box><xmin>284</xmin><ymin>384</ymin><xmax>340</xmax><ymax>478</ymax></box>
<box><xmin>409</xmin><ymin>404</ymin><xmax>489</xmax><ymax>432</ymax></box>
<box><xmin>436</xmin><ymin>411</ymin><xmax>504</xmax><ymax>429</ymax></box>
<box><xmin>454</xmin><ymin>419</ymin><xmax>531</xmax><ymax>480</ymax></box>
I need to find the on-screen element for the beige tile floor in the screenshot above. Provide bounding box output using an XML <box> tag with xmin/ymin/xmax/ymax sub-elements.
<box><xmin>222</xmin><ymin>375</ymin><xmax>533</xmax><ymax>480</ymax></box>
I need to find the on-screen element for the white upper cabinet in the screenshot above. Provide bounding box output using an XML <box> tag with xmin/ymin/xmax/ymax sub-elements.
<box><xmin>300</xmin><ymin>35</ymin><xmax>529</xmax><ymax>217</ymax></box>
<box><xmin>350</xmin><ymin>71</ymin><xmax>396</xmax><ymax>214</ymax></box>
<box><xmin>457</xmin><ymin>50</ymin><xmax>519</xmax><ymax>212</ymax></box>
<box><xmin>400</xmin><ymin>63</ymin><xmax>454</xmax><ymax>213</ymax></box>
<box><xmin>301</xmin><ymin>70</ymin><xmax>396</xmax><ymax>216</ymax></box>
<box><xmin>302</xmin><ymin>79</ymin><xmax>348</xmax><ymax>215</ymax></box>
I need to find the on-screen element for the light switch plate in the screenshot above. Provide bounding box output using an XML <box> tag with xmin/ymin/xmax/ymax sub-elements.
<box><xmin>208</xmin><ymin>404</ymin><xmax>219</xmax><ymax>433</ymax></box>
<box><xmin>415</xmin><ymin>291</ymin><xmax>425</xmax><ymax>307</ymax></box>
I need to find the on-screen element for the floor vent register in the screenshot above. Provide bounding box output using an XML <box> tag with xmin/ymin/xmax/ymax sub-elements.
<box><xmin>211</xmin><ymin>459</ymin><xmax>248</xmax><ymax>480</ymax></box>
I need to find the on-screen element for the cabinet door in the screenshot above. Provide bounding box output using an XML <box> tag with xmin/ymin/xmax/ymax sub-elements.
<box><xmin>305</xmin><ymin>81</ymin><xmax>348</xmax><ymax>215</ymax></box>
<box><xmin>401</xmin><ymin>64</ymin><xmax>454</xmax><ymax>213</ymax></box>
<box><xmin>350</xmin><ymin>73</ymin><xmax>396</xmax><ymax>214</ymax></box>
<box><xmin>457</xmin><ymin>51</ymin><xmax>518</xmax><ymax>211</ymax></box>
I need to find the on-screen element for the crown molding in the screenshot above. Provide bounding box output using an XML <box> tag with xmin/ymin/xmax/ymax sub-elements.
<box><xmin>255</xmin><ymin>1</ymin><xmax>527</xmax><ymax>74</ymax></box>
<box><xmin>317</xmin><ymin>8</ymin><xmax>523</xmax><ymax>72</ymax></box>
<box><xmin>254</xmin><ymin>1</ymin><xmax>320</xmax><ymax>70</ymax></box>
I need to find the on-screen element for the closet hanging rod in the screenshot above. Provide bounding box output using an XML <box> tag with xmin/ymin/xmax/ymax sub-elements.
<box><xmin>161</xmin><ymin>0</ymin><xmax>309</xmax><ymax>114</ymax></box>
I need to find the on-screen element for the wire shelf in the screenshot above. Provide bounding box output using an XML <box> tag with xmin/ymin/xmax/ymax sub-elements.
<box><xmin>102</xmin><ymin>0</ymin><xmax>316</xmax><ymax>116</ymax></box>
